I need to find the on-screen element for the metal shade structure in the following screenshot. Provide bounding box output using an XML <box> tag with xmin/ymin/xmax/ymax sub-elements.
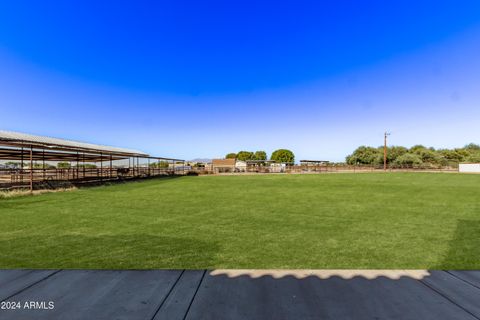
<box><xmin>0</xmin><ymin>130</ymin><xmax>185</xmax><ymax>191</ymax></box>
<box><xmin>0</xmin><ymin>130</ymin><xmax>148</xmax><ymax>160</ymax></box>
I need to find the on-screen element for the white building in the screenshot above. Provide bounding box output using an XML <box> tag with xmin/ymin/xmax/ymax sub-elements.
<box><xmin>270</xmin><ymin>163</ymin><xmax>286</xmax><ymax>173</ymax></box>
<box><xmin>459</xmin><ymin>163</ymin><xmax>480</xmax><ymax>173</ymax></box>
<box><xmin>235</xmin><ymin>160</ymin><xmax>247</xmax><ymax>172</ymax></box>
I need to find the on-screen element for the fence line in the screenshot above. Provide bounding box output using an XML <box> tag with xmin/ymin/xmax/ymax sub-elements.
<box><xmin>0</xmin><ymin>166</ymin><xmax>185</xmax><ymax>190</ymax></box>
<box><xmin>188</xmin><ymin>164</ymin><xmax>458</xmax><ymax>175</ymax></box>
<box><xmin>0</xmin><ymin>164</ymin><xmax>460</xmax><ymax>190</ymax></box>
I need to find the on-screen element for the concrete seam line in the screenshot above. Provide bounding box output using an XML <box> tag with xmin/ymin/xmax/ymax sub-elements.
<box><xmin>418</xmin><ymin>276</ymin><xmax>480</xmax><ymax>320</ymax></box>
<box><xmin>0</xmin><ymin>269</ymin><xmax>62</xmax><ymax>302</ymax></box>
<box><xmin>150</xmin><ymin>269</ymin><xmax>186</xmax><ymax>320</ymax></box>
<box><xmin>182</xmin><ymin>269</ymin><xmax>207</xmax><ymax>320</ymax></box>
<box><xmin>445</xmin><ymin>271</ymin><xmax>480</xmax><ymax>291</ymax></box>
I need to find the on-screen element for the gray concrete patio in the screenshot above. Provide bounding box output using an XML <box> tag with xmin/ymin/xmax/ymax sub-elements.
<box><xmin>1</xmin><ymin>270</ymin><xmax>480</xmax><ymax>319</ymax></box>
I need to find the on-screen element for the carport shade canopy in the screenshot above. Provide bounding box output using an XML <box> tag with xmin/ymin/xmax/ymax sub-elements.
<box><xmin>0</xmin><ymin>130</ymin><xmax>182</xmax><ymax>162</ymax></box>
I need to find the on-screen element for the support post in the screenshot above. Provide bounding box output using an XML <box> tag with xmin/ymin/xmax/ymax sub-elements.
<box><xmin>83</xmin><ymin>153</ymin><xmax>86</xmax><ymax>178</ymax></box>
<box><xmin>29</xmin><ymin>145</ymin><xmax>33</xmax><ymax>193</ymax></box>
<box><xmin>100</xmin><ymin>153</ymin><xmax>103</xmax><ymax>182</ymax></box>
<box><xmin>42</xmin><ymin>148</ymin><xmax>46</xmax><ymax>181</ymax></box>
<box><xmin>21</xmin><ymin>146</ymin><xmax>24</xmax><ymax>183</ymax></box>
<box><xmin>109</xmin><ymin>155</ymin><xmax>112</xmax><ymax>179</ymax></box>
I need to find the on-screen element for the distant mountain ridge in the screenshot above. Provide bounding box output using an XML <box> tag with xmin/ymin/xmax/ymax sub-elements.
<box><xmin>189</xmin><ymin>158</ymin><xmax>212</xmax><ymax>163</ymax></box>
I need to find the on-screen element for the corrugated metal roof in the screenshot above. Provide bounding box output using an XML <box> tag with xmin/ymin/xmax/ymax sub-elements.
<box><xmin>0</xmin><ymin>130</ymin><xmax>148</xmax><ymax>156</ymax></box>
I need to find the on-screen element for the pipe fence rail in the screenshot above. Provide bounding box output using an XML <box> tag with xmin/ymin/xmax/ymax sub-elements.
<box><xmin>0</xmin><ymin>165</ymin><xmax>186</xmax><ymax>190</ymax></box>
<box><xmin>187</xmin><ymin>163</ymin><xmax>459</xmax><ymax>175</ymax></box>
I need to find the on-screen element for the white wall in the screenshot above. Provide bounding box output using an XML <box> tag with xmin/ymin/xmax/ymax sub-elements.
<box><xmin>235</xmin><ymin>161</ymin><xmax>247</xmax><ymax>168</ymax></box>
<box><xmin>459</xmin><ymin>163</ymin><xmax>480</xmax><ymax>173</ymax></box>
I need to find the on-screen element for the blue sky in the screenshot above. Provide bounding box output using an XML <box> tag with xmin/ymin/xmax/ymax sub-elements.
<box><xmin>0</xmin><ymin>1</ymin><xmax>479</xmax><ymax>161</ymax></box>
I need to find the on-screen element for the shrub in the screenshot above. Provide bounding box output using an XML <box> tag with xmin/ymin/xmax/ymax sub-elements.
<box><xmin>346</xmin><ymin>146</ymin><xmax>380</xmax><ymax>165</ymax></box>
<box><xmin>394</xmin><ymin>153</ymin><xmax>422</xmax><ymax>167</ymax></box>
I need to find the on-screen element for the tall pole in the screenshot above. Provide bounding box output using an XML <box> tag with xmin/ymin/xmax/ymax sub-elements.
<box><xmin>384</xmin><ymin>131</ymin><xmax>390</xmax><ymax>171</ymax></box>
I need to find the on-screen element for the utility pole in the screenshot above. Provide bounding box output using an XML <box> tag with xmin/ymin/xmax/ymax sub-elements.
<box><xmin>384</xmin><ymin>131</ymin><xmax>390</xmax><ymax>171</ymax></box>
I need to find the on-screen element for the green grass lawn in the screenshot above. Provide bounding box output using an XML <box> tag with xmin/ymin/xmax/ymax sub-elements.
<box><xmin>0</xmin><ymin>173</ymin><xmax>479</xmax><ymax>269</ymax></box>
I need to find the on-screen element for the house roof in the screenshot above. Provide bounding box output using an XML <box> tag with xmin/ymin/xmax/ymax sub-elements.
<box><xmin>212</xmin><ymin>158</ymin><xmax>236</xmax><ymax>166</ymax></box>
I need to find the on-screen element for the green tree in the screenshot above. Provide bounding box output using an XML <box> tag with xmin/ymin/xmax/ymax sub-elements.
<box><xmin>57</xmin><ymin>162</ymin><xmax>71</xmax><ymax>169</ymax></box>
<box><xmin>438</xmin><ymin>149</ymin><xmax>462</xmax><ymax>162</ymax></box>
<box><xmin>466</xmin><ymin>153</ymin><xmax>480</xmax><ymax>163</ymax></box>
<box><xmin>454</xmin><ymin>148</ymin><xmax>470</xmax><ymax>162</ymax></box>
<box><xmin>462</xmin><ymin>143</ymin><xmax>480</xmax><ymax>163</ymax></box>
<box><xmin>388</xmin><ymin>146</ymin><xmax>408</xmax><ymax>162</ymax></box>
<box><xmin>149</xmin><ymin>161</ymin><xmax>169</xmax><ymax>168</ymax></box>
<box><xmin>415</xmin><ymin>149</ymin><xmax>440</xmax><ymax>164</ymax></box>
<box><xmin>346</xmin><ymin>146</ymin><xmax>381</xmax><ymax>165</ymax></box>
<box><xmin>225</xmin><ymin>153</ymin><xmax>237</xmax><ymax>159</ymax></box>
<box><xmin>346</xmin><ymin>143</ymin><xmax>478</xmax><ymax>168</ymax></box>
<box><xmin>236</xmin><ymin>151</ymin><xmax>254</xmax><ymax>161</ymax></box>
<box><xmin>393</xmin><ymin>153</ymin><xmax>422</xmax><ymax>167</ymax></box>
<box><xmin>372</xmin><ymin>146</ymin><xmax>409</xmax><ymax>166</ymax></box>
<box><xmin>4</xmin><ymin>161</ymin><xmax>21</xmax><ymax>168</ymax></box>
<box><xmin>32</xmin><ymin>163</ymin><xmax>56</xmax><ymax>169</ymax></box>
<box><xmin>409</xmin><ymin>145</ymin><xmax>444</xmax><ymax>166</ymax></box>
<box><xmin>253</xmin><ymin>151</ymin><xmax>267</xmax><ymax>161</ymax></box>
<box><xmin>409</xmin><ymin>145</ymin><xmax>427</xmax><ymax>153</ymax></box>
<box><xmin>464</xmin><ymin>143</ymin><xmax>480</xmax><ymax>151</ymax></box>
<box><xmin>271</xmin><ymin>149</ymin><xmax>294</xmax><ymax>163</ymax></box>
